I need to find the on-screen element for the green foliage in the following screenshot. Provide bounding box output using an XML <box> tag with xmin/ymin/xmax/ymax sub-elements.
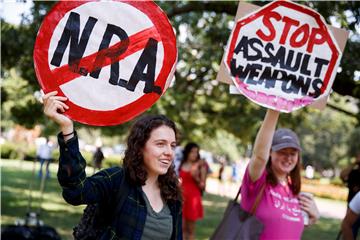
<box><xmin>24</xmin><ymin>146</ymin><xmax>37</xmax><ymax>160</ymax></box>
<box><xmin>2</xmin><ymin>69</ymin><xmax>44</xmax><ymax>129</ymax></box>
<box><xmin>1</xmin><ymin>141</ymin><xmax>37</xmax><ymax>160</ymax></box>
<box><xmin>200</xmin><ymin>130</ymin><xmax>245</xmax><ymax>162</ymax></box>
<box><xmin>348</xmin><ymin>127</ymin><xmax>360</xmax><ymax>157</ymax></box>
<box><xmin>330</xmin><ymin>176</ymin><xmax>344</xmax><ymax>187</ymax></box>
<box><xmin>52</xmin><ymin>149</ymin><xmax>60</xmax><ymax>162</ymax></box>
<box><xmin>81</xmin><ymin>151</ymin><xmax>93</xmax><ymax>166</ymax></box>
<box><xmin>103</xmin><ymin>155</ymin><xmax>123</xmax><ymax>168</ymax></box>
<box><xmin>1</xmin><ymin>142</ymin><xmax>19</xmax><ymax>159</ymax></box>
<box><xmin>68</xmin><ymin>150</ymin><xmax>122</xmax><ymax>168</ymax></box>
<box><xmin>294</xmin><ymin>105</ymin><xmax>356</xmax><ymax>170</ymax></box>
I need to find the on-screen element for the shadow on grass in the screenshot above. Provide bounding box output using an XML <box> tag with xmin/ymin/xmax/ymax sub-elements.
<box><xmin>1</xmin><ymin>160</ymin><xmax>83</xmax><ymax>239</ymax></box>
<box><xmin>302</xmin><ymin>217</ymin><xmax>341</xmax><ymax>240</ymax></box>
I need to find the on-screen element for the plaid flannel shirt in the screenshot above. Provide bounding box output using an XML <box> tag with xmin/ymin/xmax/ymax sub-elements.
<box><xmin>57</xmin><ymin>132</ymin><xmax>182</xmax><ymax>240</ymax></box>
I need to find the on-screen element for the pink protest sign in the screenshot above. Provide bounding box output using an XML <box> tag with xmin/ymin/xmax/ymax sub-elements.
<box><xmin>34</xmin><ymin>0</ymin><xmax>177</xmax><ymax>126</ymax></box>
<box><xmin>224</xmin><ymin>0</ymin><xmax>342</xmax><ymax>112</ymax></box>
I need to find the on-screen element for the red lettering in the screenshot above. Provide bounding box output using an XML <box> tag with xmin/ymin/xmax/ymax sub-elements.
<box><xmin>279</xmin><ymin>16</ymin><xmax>299</xmax><ymax>45</ymax></box>
<box><xmin>307</xmin><ymin>27</ymin><xmax>326</xmax><ymax>53</ymax></box>
<box><xmin>256</xmin><ymin>11</ymin><xmax>281</xmax><ymax>42</ymax></box>
<box><xmin>290</xmin><ymin>24</ymin><xmax>310</xmax><ymax>48</ymax></box>
<box><xmin>255</xmin><ymin>12</ymin><xmax>328</xmax><ymax>52</ymax></box>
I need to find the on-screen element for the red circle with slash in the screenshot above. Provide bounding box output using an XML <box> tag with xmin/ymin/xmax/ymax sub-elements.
<box><xmin>34</xmin><ymin>0</ymin><xmax>177</xmax><ymax>126</ymax></box>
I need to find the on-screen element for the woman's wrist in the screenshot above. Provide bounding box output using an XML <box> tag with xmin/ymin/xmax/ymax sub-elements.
<box><xmin>62</xmin><ymin>131</ymin><xmax>74</xmax><ymax>137</ymax></box>
<box><xmin>61</xmin><ymin>124</ymin><xmax>74</xmax><ymax>141</ymax></box>
<box><xmin>308</xmin><ymin>210</ymin><xmax>320</xmax><ymax>225</ymax></box>
<box><xmin>308</xmin><ymin>216</ymin><xmax>318</xmax><ymax>225</ymax></box>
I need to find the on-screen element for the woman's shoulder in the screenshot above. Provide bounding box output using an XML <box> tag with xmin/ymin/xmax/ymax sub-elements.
<box><xmin>96</xmin><ymin>166</ymin><xmax>127</xmax><ymax>183</ymax></box>
<box><xmin>243</xmin><ymin>164</ymin><xmax>267</xmax><ymax>185</ymax></box>
<box><xmin>101</xmin><ymin>166</ymin><xmax>124</xmax><ymax>175</ymax></box>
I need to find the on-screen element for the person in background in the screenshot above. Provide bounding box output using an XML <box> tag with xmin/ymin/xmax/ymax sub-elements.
<box><xmin>342</xmin><ymin>191</ymin><xmax>360</xmax><ymax>240</ymax></box>
<box><xmin>340</xmin><ymin>153</ymin><xmax>360</xmax><ymax>238</ymax></box>
<box><xmin>218</xmin><ymin>160</ymin><xmax>225</xmax><ymax>183</ymax></box>
<box><xmin>42</xmin><ymin>91</ymin><xmax>183</xmax><ymax>239</ymax></box>
<box><xmin>305</xmin><ymin>165</ymin><xmax>314</xmax><ymax>179</ymax></box>
<box><xmin>179</xmin><ymin>142</ymin><xmax>205</xmax><ymax>240</ymax></box>
<box><xmin>341</xmin><ymin>154</ymin><xmax>360</xmax><ymax>202</ymax></box>
<box><xmin>92</xmin><ymin>146</ymin><xmax>105</xmax><ymax>173</ymax></box>
<box><xmin>217</xmin><ymin>159</ymin><xmax>226</xmax><ymax>196</ymax></box>
<box><xmin>174</xmin><ymin>145</ymin><xmax>183</xmax><ymax>175</ymax></box>
<box><xmin>240</xmin><ymin>109</ymin><xmax>320</xmax><ymax>239</ymax></box>
<box><xmin>231</xmin><ymin>161</ymin><xmax>240</xmax><ymax>183</ymax></box>
<box><xmin>200</xmin><ymin>157</ymin><xmax>211</xmax><ymax>185</ymax></box>
<box><xmin>37</xmin><ymin>137</ymin><xmax>54</xmax><ymax>179</ymax></box>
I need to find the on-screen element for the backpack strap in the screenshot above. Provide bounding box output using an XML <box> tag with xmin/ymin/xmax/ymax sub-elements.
<box><xmin>249</xmin><ymin>183</ymin><xmax>266</xmax><ymax>215</ymax></box>
<box><xmin>234</xmin><ymin>186</ymin><xmax>242</xmax><ymax>202</ymax></box>
<box><xmin>235</xmin><ymin>182</ymin><xmax>266</xmax><ymax>215</ymax></box>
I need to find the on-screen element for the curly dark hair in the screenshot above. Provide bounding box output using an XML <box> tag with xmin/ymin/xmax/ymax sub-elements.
<box><xmin>123</xmin><ymin>115</ymin><xmax>181</xmax><ymax>202</ymax></box>
<box><xmin>179</xmin><ymin>142</ymin><xmax>200</xmax><ymax>168</ymax></box>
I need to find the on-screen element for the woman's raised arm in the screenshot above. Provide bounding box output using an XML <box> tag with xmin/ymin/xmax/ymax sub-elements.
<box><xmin>42</xmin><ymin>91</ymin><xmax>74</xmax><ymax>140</ymax></box>
<box><xmin>248</xmin><ymin>109</ymin><xmax>280</xmax><ymax>182</ymax></box>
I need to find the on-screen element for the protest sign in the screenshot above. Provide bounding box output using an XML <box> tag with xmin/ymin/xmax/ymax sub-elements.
<box><xmin>34</xmin><ymin>1</ymin><xmax>177</xmax><ymax>125</ymax></box>
<box><xmin>218</xmin><ymin>1</ymin><xmax>348</xmax><ymax>112</ymax></box>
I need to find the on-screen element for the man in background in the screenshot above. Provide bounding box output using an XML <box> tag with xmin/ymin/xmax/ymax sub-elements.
<box><xmin>37</xmin><ymin>137</ymin><xmax>54</xmax><ymax>179</ymax></box>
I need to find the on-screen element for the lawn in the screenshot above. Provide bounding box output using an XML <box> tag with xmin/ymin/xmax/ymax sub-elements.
<box><xmin>1</xmin><ymin>159</ymin><xmax>341</xmax><ymax>239</ymax></box>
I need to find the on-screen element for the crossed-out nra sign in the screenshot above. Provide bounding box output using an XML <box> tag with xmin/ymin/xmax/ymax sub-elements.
<box><xmin>34</xmin><ymin>0</ymin><xmax>177</xmax><ymax>126</ymax></box>
<box><xmin>225</xmin><ymin>0</ymin><xmax>341</xmax><ymax>112</ymax></box>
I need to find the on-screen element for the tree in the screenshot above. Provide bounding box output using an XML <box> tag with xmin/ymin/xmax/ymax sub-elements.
<box><xmin>296</xmin><ymin>106</ymin><xmax>356</xmax><ymax>171</ymax></box>
<box><xmin>348</xmin><ymin>127</ymin><xmax>360</xmax><ymax>158</ymax></box>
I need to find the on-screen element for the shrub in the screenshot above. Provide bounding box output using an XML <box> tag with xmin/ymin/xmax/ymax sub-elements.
<box><xmin>24</xmin><ymin>146</ymin><xmax>37</xmax><ymax>160</ymax></box>
<box><xmin>103</xmin><ymin>155</ymin><xmax>123</xmax><ymax>168</ymax></box>
<box><xmin>1</xmin><ymin>142</ymin><xmax>17</xmax><ymax>159</ymax></box>
<box><xmin>330</xmin><ymin>176</ymin><xmax>345</xmax><ymax>186</ymax></box>
<box><xmin>1</xmin><ymin>141</ymin><xmax>40</xmax><ymax>161</ymax></box>
<box><xmin>52</xmin><ymin>149</ymin><xmax>60</xmax><ymax>162</ymax></box>
<box><xmin>81</xmin><ymin>151</ymin><xmax>93</xmax><ymax>166</ymax></box>
<box><xmin>301</xmin><ymin>178</ymin><xmax>348</xmax><ymax>201</ymax></box>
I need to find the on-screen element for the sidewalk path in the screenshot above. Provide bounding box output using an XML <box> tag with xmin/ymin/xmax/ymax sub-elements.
<box><xmin>205</xmin><ymin>178</ymin><xmax>347</xmax><ymax>220</ymax></box>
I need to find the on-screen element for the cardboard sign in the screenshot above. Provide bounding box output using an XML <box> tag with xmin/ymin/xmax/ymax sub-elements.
<box><xmin>34</xmin><ymin>1</ymin><xmax>177</xmax><ymax>126</ymax></box>
<box><xmin>219</xmin><ymin>1</ymin><xmax>348</xmax><ymax>112</ymax></box>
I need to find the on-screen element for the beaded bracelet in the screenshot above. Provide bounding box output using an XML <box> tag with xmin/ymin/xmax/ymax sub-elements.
<box><xmin>62</xmin><ymin>131</ymin><xmax>74</xmax><ymax>137</ymax></box>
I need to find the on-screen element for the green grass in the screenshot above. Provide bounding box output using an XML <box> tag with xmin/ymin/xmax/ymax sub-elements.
<box><xmin>1</xmin><ymin>159</ymin><xmax>84</xmax><ymax>239</ymax></box>
<box><xmin>1</xmin><ymin>159</ymin><xmax>341</xmax><ymax>240</ymax></box>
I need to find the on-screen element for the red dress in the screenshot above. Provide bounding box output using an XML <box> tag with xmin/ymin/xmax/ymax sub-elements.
<box><xmin>179</xmin><ymin>169</ymin><xmax>204</xmax><ymax>221</ymax></box>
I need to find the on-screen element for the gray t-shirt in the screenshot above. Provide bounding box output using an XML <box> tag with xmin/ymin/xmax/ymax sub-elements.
<box><xmin>141</xmin><ymin>193</ymin><xmax>173</xmax><ymax>240</ymax></box>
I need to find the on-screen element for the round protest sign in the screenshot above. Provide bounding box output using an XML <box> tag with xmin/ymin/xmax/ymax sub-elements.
<box><xmin>34</xmin><ymin>0</ymin><xmax>177</xmax><ymax>126</ymax></box>
<box><xmin>224</xmin><ymin>0</ymin><xmax>341</xmax><ymax>112</ymax></box>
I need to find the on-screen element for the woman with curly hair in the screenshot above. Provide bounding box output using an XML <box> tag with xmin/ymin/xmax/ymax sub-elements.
<box><xmin>42</xmin><ymin>91</ymin><xmax>182</xmax><ymax>240</ymax></box>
